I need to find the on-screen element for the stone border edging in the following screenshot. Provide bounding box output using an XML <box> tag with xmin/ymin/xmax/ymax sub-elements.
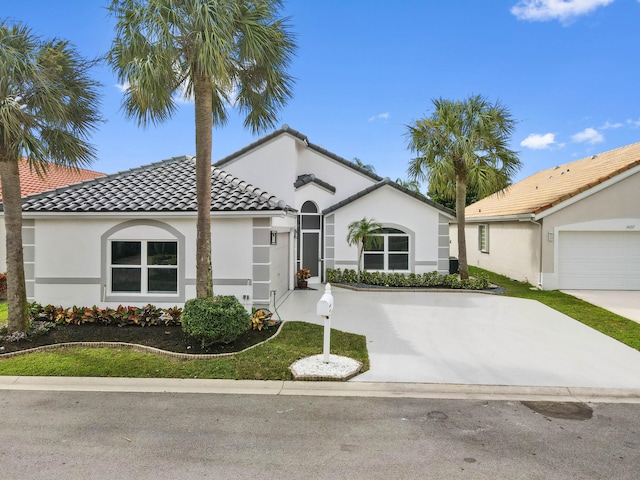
<box><xmin>0</xmin><ymin>320</ymin><xmax>286</xmax><ymax>360</ymax></box>
<box><xmin>332</xmin><ymin>283</ymin><xmax>504</xmax><ymax>295</ymax></box>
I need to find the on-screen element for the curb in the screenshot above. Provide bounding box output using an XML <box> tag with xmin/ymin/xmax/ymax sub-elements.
<box><xmin>1</xmin><ymin>376</ymin><xmax>638</xmax><ymax>403</ymax></box>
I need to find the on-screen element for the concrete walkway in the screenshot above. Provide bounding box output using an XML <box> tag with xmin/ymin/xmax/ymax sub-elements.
<box><xmin>562</xmin><ymin>290</ymin><xmax>640</xmax><ymax>323</ymax></box>
<box><xmin>275</xmin><ymin>285</ymin><xmax>640</xmax><ymax>389</ymax></box>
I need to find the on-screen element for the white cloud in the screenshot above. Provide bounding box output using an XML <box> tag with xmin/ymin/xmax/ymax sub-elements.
<box><xmin>368</xmin><ymin>112</ymin><xmax>390</xmax><ymax>122</ymax></box>
<box><xmin>520</xmin><ymin>132</ymin><xmax>557</xmax><ymax>149</ymax></box>
<box><xmin>627</xmin><ymin>118</ymin><xmax>640</xmax><ymax>128</ymax></box>
<box><xmin>115</xmin><ymin>82</ymin><xmax>130</xmax><ymax>93</ymax></box>
<box><xmin>511</xmin><ymin>0</ymin><xmax>615</xmax><ymax>23</ymax></box>
<box><xmin>571</xmin><ymin>127</ymin><xmax>604</xmax><ymax>144</ymax></box>
<box><xmin>600</xmin><ymin>120</ymin><xmax>623</xmax><ymax>129</ymax></box>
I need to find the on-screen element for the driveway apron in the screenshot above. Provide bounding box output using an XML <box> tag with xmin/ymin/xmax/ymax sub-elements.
<box><xmin>275</xmin><ymin>286</ymin><xmax>640</xmax><ymax>388</ymax></box>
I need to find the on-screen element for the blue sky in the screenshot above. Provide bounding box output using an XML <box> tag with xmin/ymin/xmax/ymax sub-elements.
<box><xmin>4</xmin><ymin>0</ymin><xmax>640</xmax><ymax>185</ymax></box>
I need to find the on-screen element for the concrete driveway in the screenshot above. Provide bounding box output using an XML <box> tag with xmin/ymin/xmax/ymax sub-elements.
<box><xmin>562</xmin><ymin>290</ymin><xmax>640</xmax><ymax>323</ymax></box>
<box><xmin>275</xmin><ymin>285</ymin><xmax>640</xmax><ymax>389</ymax></box>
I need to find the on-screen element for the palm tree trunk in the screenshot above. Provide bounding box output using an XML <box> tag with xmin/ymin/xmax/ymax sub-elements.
<box><xmin>193</xmin><ymin>72</ymin><xmax>213</xmax><ymax>298</ymax></box>
<box><xmin>0</xmin><ymin>159</ymin><xmax>29</xmax><ymax>332</ymax></box>
<box><xmin>456</xmin><ymin>176</ymin><xmax>469</xmax><ymax>280</ymax></box>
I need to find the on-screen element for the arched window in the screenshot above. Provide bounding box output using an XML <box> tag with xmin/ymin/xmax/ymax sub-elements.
<box><xmin>102</xmin><ymin>220</ymin><xmax>184</xmax><ymax>302</ymax></box>
<box><xmin>363</xmin><ymin>227</ymin><xmax>409</xmax><ymax>271</ymax></box>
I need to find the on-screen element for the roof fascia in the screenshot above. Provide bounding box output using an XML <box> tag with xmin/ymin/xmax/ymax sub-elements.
<box><xmin>15</xmin><ymin>209</ymin><xmax>294</xmax><ymax>220</ymax></box>
<box><xmin>535</xmin><ymin>164</ymin><xmax>640</xmax><ymax>220</ymax></box>
<box><xmin>459</xmin><ymin>213</ymin><xmax>534</xmax><ymax>223</ymax></box>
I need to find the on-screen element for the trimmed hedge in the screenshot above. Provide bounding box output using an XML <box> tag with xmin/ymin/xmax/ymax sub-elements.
<box><xmin>326</xmin><ymin>268</ymin><xmax>490</xmax><ymax>290</ymax></box>
<box><xmin>181</xmin><ymin>296</ymin><xmax>251</xmax><ymax>348</ymax></box>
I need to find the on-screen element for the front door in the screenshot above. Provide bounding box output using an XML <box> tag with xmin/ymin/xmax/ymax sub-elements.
<box><xmin>302</xmin><ymin>231</ymin><xmax>320</xmax><ymax>279</ymax></box>
<box><xmin>299</xmin><ymin>201</ymin><xmax>322</xmax><ymax>282</ymax></box>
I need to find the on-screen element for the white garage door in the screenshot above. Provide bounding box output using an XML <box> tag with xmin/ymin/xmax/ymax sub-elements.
<box><xmin>558</xmin><ymin>231</ymin><xmax>640</xmax><ymax>290</ymax></box>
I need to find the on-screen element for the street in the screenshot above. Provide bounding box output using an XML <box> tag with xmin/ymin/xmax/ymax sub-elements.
<box><xmin>1</xmin><ymin>390</ymin><xmax>638</xmax><ymax>479</ymax></box>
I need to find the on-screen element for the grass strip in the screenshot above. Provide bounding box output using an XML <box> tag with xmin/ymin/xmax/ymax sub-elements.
<box><xmin>0</xmin><ymin>321</ymin><xmax>369</xmax><ymax>379</ymax></box>
<box><xmin>470</xmin><ymin>266</ymin><xmax>640</xmax><ymax>351</ymax></box>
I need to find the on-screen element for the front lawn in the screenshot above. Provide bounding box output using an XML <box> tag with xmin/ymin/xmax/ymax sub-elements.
<box><xmin>0</xmin><ymin>302</ymin><xmax>6</xmax><ymax>325</ymax></box>
<box><xmin>0</xmin><ymin>321</ymin><xmax>369</xmax><ymax>380</ymax></box>
<box><xmin>470</xmin><ymin>266</ymin><xmax>640</xmax><ymax>351</ymax></box>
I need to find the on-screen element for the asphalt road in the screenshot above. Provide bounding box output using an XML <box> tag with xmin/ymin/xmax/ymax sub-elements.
<box><xmin>1</xmin><ymin>391</ymin><xmax>638</xmax><ymax>479</ymax></box>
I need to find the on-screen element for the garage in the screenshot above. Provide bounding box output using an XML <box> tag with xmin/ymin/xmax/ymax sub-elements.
<box><xmin>558</xmin><ymin>231</ymin><xmax>640</xmax><ymax>290</ymax></box>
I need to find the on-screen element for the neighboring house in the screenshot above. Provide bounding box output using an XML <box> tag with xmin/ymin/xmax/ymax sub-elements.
<box><xmin>0</xmin><ymin>158</ymin><xmax>106</xmax><ymax>272</ymax></box>
<box><xmin>2</xmin><ymin>126</ymin><xmax>454</xmax><ymax>310</ymax></box>
<box><xmin>450</xmin><ymin>142</ymin><xmax>640</xmax><ymax>290</ymax></box>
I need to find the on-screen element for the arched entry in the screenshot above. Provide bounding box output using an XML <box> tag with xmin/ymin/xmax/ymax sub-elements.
<box><xmin>298</xmin><ymin>201</ymin><xmax>322</xmax><ymax>281</ymax></box>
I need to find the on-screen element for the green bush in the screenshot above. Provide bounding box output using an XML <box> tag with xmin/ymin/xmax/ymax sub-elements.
<box><xmin>326</xmin><ymin>268</ymin><xmax>490</xmax><ymax>291</ymax></box>
<box><xmin>181</xmin><ymin>296</ymin><xmax>251</xmax><ymax>348</ymax></box>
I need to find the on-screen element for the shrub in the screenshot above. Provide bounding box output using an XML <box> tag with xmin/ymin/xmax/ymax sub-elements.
<box><xmin>0</xmin><ymin>272</ymin><xmax>6</xmax><ymax>297</ymax></box>
<box><xmin>181</xmin><ymin>296</ymin><xmax>251</xmax><ymax>348</ymax></box>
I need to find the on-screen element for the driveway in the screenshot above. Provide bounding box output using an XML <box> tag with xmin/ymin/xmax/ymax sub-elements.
<box><xmin>276</xmin><ymin>285</ymin><xmax>640</xmax><ymax>388</ymax></box>
<box><xmin>562</xmin><ymin>290</ymin><xmax>640</xmax><ymax>323</ymax></box>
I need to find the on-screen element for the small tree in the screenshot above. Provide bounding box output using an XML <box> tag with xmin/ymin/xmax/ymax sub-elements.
<box><xmin>346</xmin><ymin>217</ymin><xmax>383</xmax><ymax>282</ymax></box>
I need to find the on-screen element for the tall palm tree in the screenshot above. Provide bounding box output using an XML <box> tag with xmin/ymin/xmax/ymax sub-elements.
<box><xmin>0</xmin><ymin>21</ymin><xmax>101</xmax><ymax>333</ymax></box>
<box><xmin>346</xmin><ymin>217</ymin><xmax>382</xmax><ymax>282</ymax></box>
<box><xmin>395</xmin><ymin>177</ymin><xmax>422</xmax><ymax>194</ymax></box>
<box><xmin>353</xmin><ymin>157</ymin><xmax>376</xmax><ymax>173</ymax></box>
<box><xmin>107</xmin><ymin>0</ymin><xmax>296</xmax><ymax>298</ymax></box>
<box><xmin>407</xmin><ymin>95</ymin><xmax>520</xmax><ymax>279</ymax></box>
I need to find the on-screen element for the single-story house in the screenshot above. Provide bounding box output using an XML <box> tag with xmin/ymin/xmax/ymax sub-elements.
<box><xmin>3</xmin><ymin>126</ymin><xmax>454</xmax><ymax>310</ymax></box>
<box><xmin>0</xmin><ymin>158</ymin><xmax>105</xmax><ymax>273</ymax></box>
<box><xmin>450</xmin><ymin>142</ymin><xmax>640</xmax><ymax>290</ymax></box>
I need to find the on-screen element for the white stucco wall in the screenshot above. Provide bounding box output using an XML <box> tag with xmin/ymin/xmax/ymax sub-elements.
<box><xmin>219</xmin><ymin>133</ymin><xmax>377</xmax><ymax>210</ymax></box>
<box><xmin>329</xmin><ymin>186</ymin><xmax>448</xmax><ymax>275</ymax></box>
<box><xmin>28</xmin><ymin>215</ymin><xmax>264</xmax><ymax>309</ymax></box>
<box><xmin>451</xmin><ymin>221</ymin><xmax>540</xmax><ymax>284</ymax></box>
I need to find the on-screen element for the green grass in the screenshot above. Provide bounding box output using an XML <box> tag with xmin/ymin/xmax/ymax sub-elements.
<box><xmin>0</xmin><ymin>302</ymin><xmax>7</xmax><ymax>325</ymax></box>
<box><xmin>470</xmin><ymin>266</ymin><xmax>640</xmax><ymax>351</ymax></box>
<box><xmin>0</xmin><ymin>321</ymin><xmax>369</xmax><ymax>379</ymax></box>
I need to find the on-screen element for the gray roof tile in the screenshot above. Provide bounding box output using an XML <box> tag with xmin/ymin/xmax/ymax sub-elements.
<box><xmin>17</xmin><ymin>156</ymin><xmax>290</xmax><ymax>213</ymax></box>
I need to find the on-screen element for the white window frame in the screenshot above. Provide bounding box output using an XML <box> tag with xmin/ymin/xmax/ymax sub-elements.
<box><xmin>478</xmin><ymin>224</ymin><xmax>489</xmax><ymax>253</ymax></box>
<box><xmin>109</xmin><ymin>240</ymin><xmax>179</xmax><ymax>296</ymax></box>
<box><xmin>363</xmin><ymin>228</ymin><xmax>410</xmax><ymax>272</ymax></box>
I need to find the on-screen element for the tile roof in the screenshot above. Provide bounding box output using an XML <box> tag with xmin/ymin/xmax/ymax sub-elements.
<box><xmin>293</xmin><ymin>174</ymin><xmax>336</xmax><ymax>193</ymax></box>
<box><xmin>465</xmin><ymin>142</ymin><xmax>640</xmax><ymax>220</ymax></box>
<box><xmin>215</xmin><ymin>125</ymin><xmax>385</xmax><ymax>182</ymax></box>
<box><xmin>0</xmin><ymin>158</ymin><xmax>105</xmax><ymax>202</ymax></box>
<box><xmin>323</xmin><ymin>177</ymin><xmax>456</xmax><ymax>218</ymax></box>
<box><xmin>15</xmin><ymin>156</ymin><xmax>290</xmax><ymax>213</ymax></box>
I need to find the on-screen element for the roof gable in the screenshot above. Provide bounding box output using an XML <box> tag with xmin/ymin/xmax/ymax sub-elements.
<box><xmin>466</xmin><ymin>142</ymin><xmax>640</xmax><ymax>220</ymax></box>
<box><xmin>323</xmin><ymin>178</ymin><xmax>455</xmax><ymax>218</ymax></box>
<box><xmin>215</xmin><ymin>125</ymin><xmax>384</xmax><ymax>182</ymax></box>
<box><xmin>0</xmin><ymin>158</ymin><xmax>105</xmax><ymax>202</ymax></box>
<box><xmin>15</xmin><ymin>156</ymin><xmax>289</xmax><ymax>213</ymax></box>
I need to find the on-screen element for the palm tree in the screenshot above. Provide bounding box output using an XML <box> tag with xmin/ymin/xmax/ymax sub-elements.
<box><xmin>353</xmin><ymin>157</ymin><xmax>376</xmax><ymax>173</ymax></box>
<box><xmin>107</xmin><ymin>0</ymin><xmax>296</xmax><ymax>298</ymax></box>
<box><xmin>346</xmin><ymin>217</ymin><xmax>383</xmax><ymax>282</ymax></box>
<box><xmin>0</xmin><ymin>21</ymin><xmax>101</xmax><ymax>333</ymax></box>
<box><xmin>406</xmin><ymin>95</ymin><xmax>520</xmax><ymax>279</ymax></box>
<box><xmin>395</xmin><ymin>177</ymin><xmax>422</xmax><ymax>194</ymax></box>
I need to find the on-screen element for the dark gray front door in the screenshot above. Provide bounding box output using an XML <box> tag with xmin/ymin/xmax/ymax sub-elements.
<box><xmin>302</xmin><ymin>231</ymin><xmax>320</xmax><ymax>277</ymax></box>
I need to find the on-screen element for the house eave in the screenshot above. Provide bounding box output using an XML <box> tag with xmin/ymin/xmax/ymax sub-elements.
<box><xmin>457</xmin><ymin>213</ymin><xmax>535</xmax><ymax>223</ymax></box>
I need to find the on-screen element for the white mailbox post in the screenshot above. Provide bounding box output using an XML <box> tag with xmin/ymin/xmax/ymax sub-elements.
<box><xmin>316</xmin><ymin>283</ymin><xmax>334</xmax><ymax>363</ymax></box>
